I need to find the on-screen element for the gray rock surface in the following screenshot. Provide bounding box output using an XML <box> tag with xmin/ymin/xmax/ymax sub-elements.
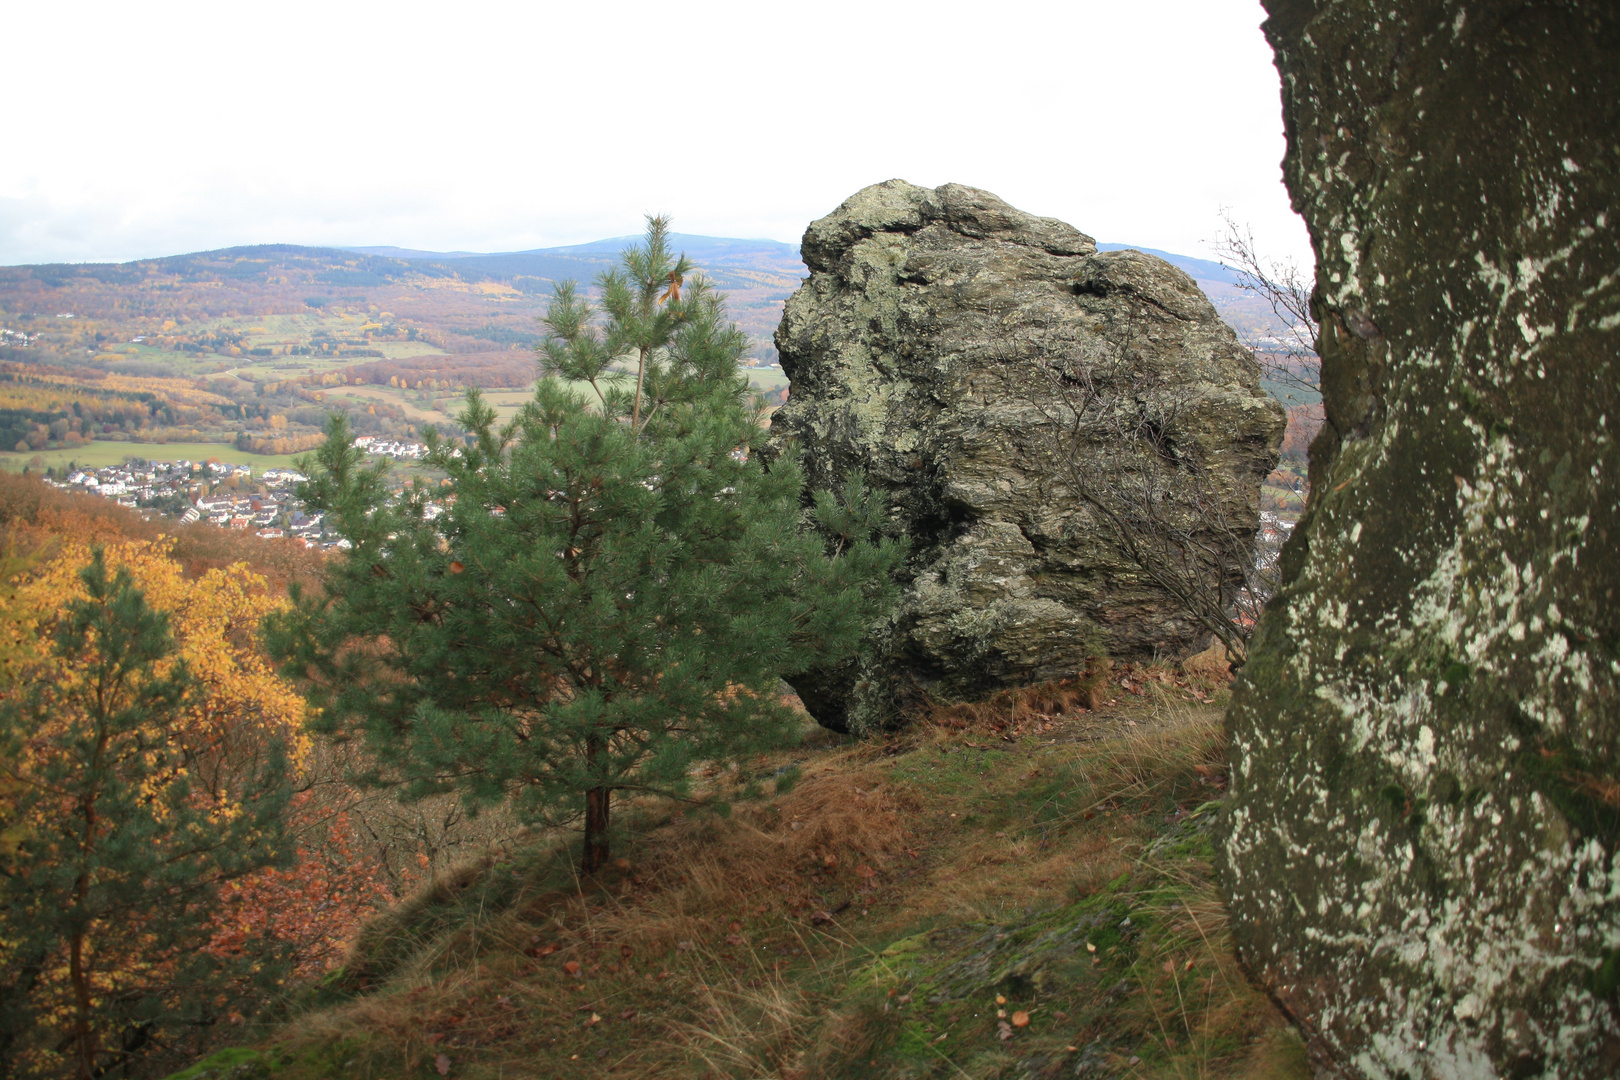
<box><xmin>1223</xmin><ymin>2</ymin><xmax>1620</xmax><ymax>1076</ymax></box>
<box><xmin>768</xmin><ymin>181</ymin><xmax>1283</xmax><ymax>733</ymax></box>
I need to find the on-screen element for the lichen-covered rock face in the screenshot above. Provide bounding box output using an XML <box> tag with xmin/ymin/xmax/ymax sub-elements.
<box><xmin>768</xmin><ymin>181</ymin><xmax>1283</xmax><ymax>733</ymax></box>
<box><xmin>1223</xmin><ymin>3</ymin><xmax>1620</xmax><ymax>1077</ymax></box>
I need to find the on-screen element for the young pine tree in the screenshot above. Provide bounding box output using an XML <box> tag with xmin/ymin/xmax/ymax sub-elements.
<box><xmin>0</xmin><ymin>551</ymin><xmax>291</xmax><ymax>1080</ymax></box>
<box><xmin>277</xmin><ymin>221</ymin><xmax>901</xmax><ymax>874</ymax></box>
<box><xmin>539</xmin><ymin>213</ymin><xmax>728</xmax><ymax>432</ymax></box>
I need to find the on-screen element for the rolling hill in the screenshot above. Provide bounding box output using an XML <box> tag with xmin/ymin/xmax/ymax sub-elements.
<box><xmin>0</xmin><ymin>232</ymin><xmax>1307</xmax><ymax>473</ymax></box>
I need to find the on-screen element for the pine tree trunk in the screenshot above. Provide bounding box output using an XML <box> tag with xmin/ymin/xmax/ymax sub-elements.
<box><xmin>631</xmin><ymin>347</ymin><xmax>647</xmax><ymax>430</ymax></box>
<box><xmin>583</xmin><ymin>785</ymin><xmax>611</xmax><ymax>874</ymax></box>
<box><xmin>70</xmin><ymin>712</ymin><xmax>111</xmax><ymax>1079</ymax></box>
<box><xmin>69</xmin><ymin>922</ymin><xmax>94</xmax><ymax>1080</ymax></box>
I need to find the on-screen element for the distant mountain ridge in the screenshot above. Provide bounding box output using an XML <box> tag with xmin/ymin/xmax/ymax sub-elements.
<box><xmin>341</xmin><ymin>236</ymin><xmax>1239</xmax><ymax>285</ymax></box>
<box><xmin>0</xmin><ymin>236</ymin><xmax>1263</xmax><ymax>359</ymax></box>
<box><xmin>344</xmin><ymin>233</ymin><xmax>802</xmax><ymax>263</ymax></box>
<box><xmin>0</xmin><ymin>234</ymin><xmax>1238</xmax><ymax>296</ymax></box>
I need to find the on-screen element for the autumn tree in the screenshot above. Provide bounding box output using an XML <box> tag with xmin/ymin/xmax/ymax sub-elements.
<box><xmin>0</xmin><ymin>548</ymin><xmax>293</xmax><ymax>1080</ymax></box>
<box><xmin>277</xmin><ymin>221</ymin><xmax>902</xmax><ymax>874</ymax></box>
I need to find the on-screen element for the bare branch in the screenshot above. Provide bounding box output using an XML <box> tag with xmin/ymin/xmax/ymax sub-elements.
<box><xmin>1010</xmin><ymin>302</ymin><xmax>1280</xmax><ymax>666</ymax></box>
<box><xmin>1211</xmin><ymin>209</ymin><xmax>1320</xmax><ymax>400</ymax></box>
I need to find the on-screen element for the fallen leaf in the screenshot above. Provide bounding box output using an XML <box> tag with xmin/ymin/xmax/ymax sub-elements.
<box><xmin>620</xmin><ymin>944</ymin><xmax>634</xmax><ymax>959</ymax></box>
<box><xmin>435</xmin><ymin>1053</ymin><xmax>452</xmax><ymax>1076</ymax></box>
<box><xmin>856</xmin><ymin>864</ymin><xmax>877</xmax><ymax>879</ymax></box>
<box><xmin>726</xmin><ymin>933</ymin><xmax>744</xmax><ymax>946</ymax></box>
<box><xmin>676</xmin><ymin>940</ymin><xmax>694</xmax><ymax>952</ymax></box>
<box><xmin>589</xmin><ymin>1013</ymin><xmax>602</xmax><ymax>1025</ymax></box>
<box><xmin>1161</xmin><ymin>959</ymin><xmax>1176</xmax><ymax>976</ymax></box>
<box><xmin>1012</xmin><ymin>1011</ymin><xmax>1030</xmax><ymax>1027</ymax></box>
<box><xmin>1085</xmin><ymin>942</ymin><xmax>1097</xmax><ymax>953</ymax></box>
<box><xmin>620</xmin><ymin>1008</ymin><xmax>638</xmax><ymax>1020</ymax></box>
<box><xmin>810</xmin><ymin>911</ymin><xmax>835</xmax><ymax>926</ymax></box>
<box><xmin>729</xmin><ymin>921</ymin><xmax>743</xmax><ymax>932</ymax></box>
<box><xmin>997</xmin><ymin>1020</ymin><xmax>1014</xmax><ymax>1041</ymax></box>
<box><xmin>563</xmin><ymin>960</ymin><xmax>581</xmax><ymax>975</ymax></box>
<box><xmin>823</xmin><ymin>853</ymin><xmax>839</xmax><ymax>868</ymax></box>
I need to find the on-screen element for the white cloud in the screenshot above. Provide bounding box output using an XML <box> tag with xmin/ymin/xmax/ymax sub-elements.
<box><xmin>0</xmin><ymin>0</ymin><xmax>1310</xmax><ymax>268</ymax></box>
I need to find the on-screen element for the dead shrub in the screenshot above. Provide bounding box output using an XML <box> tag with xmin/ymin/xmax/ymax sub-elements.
<box><xmin>600</xmin><ymin>758</ymin><xmax>915</xmax><ymax>958</ymax></box>
<box><xmin>921</xmin><ymin>677</ymin><xmax>1098</xmax><ymax>733</ymax></box>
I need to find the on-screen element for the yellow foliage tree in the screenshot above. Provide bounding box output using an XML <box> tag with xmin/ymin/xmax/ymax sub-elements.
<box><xmin>0</xmin><ymin>540</ymin><xmax>304</xmax><ymax>1077</ymax></box>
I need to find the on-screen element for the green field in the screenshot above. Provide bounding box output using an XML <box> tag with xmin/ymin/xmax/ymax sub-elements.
<box><xmin>0</xmin><ymin>441</ymin><xmax>309</xmax><ymax>474</ymax></box>
<box><xmin>745</xmin><ymin>366</ymin><xmax>788</xmax><ymax>390</ymax></box>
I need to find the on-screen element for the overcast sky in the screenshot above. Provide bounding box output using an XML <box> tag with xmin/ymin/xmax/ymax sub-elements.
<box><xmin>1</xmin><ymin>0</ymin><xmax>1311</xmax><ymax>269</ymax></box>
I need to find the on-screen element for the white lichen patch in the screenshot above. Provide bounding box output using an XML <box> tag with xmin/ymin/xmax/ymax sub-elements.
<box><xmin>1221</xmin><ymin>4</ymin><xmax>1620</xmax><ymax>1075</ymax></box>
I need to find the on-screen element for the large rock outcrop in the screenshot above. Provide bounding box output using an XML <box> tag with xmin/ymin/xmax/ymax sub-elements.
<box><xmin>1223</xmin><ymin>2</ymin><xmax>1620</xmax><ymax>1077</ymax></box>
<box><xmin>768</xmin><ymin>181</ymin><xmax>1284</xmax><ymax>733</ymax></box>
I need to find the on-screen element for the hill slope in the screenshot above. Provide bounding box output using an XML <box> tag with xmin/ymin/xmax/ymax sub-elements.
<box><xmin>168</xmin><ymin>678</ymin><xmax>1308</xmax><ymax>1080</ymax></box>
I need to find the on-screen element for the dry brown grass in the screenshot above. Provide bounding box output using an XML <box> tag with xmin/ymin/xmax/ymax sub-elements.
<box><xmin>235</xmin><ymin>674</ymin><xmax>1303</xmax><ymax>1080</ymax></box>
<box><xmin>918</xmin><ymin>677</ymin><xmax>1097</xmax><ymax>733</ymax></box>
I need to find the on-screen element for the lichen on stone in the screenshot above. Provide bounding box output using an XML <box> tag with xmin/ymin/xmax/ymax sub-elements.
<box><xmin>1223</xmin><ymin>2</ymin><xmax>1620</xmax><ymax>1076</ymax></box>
<box><xmin>768</xmin><ymin>180</ymin><xmax>1283</xmax><ymax>733</ymax></box>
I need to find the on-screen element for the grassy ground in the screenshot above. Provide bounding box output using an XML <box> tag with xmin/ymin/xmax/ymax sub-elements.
<box><xmin>170</xmin><ymin>668</ymin><xmax>1306</xmax><ymax>1080</ymax></box>
<box><xmin>0</xmin><ymin>441</ymin><xmax>308</xmax><ymax>472</ymax></box>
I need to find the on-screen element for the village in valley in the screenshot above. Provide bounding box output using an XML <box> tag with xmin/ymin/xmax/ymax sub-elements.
<box><xmin>43</xmin><ymin>435</ymin><xmax>432</xmax><ymax>550</ymax></box>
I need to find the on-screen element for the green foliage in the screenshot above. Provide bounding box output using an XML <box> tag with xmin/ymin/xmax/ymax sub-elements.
<box><xmin>538</xmin><ymin>214</ymin><xmax>756</xmax><ymax>430</ymax></box>
<box><xmin>277</xmin><ymin>222</ymin><xmax>902</xmax><ymax>874</ymax></box>
<box><xmin>0</xmin><ymin>553</ymin><xmax>291</xmax><ymax>1080</ymax></box>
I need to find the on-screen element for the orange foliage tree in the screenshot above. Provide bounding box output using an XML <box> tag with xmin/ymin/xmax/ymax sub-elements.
<box><xmin>0</xmin><ymin>486</ymin><xmax>462</xmax><ymax>1076</ymax></box>
<box><xmin>0</xmin><ymin>539</ymin><xmax>339</xmax><ymax>1078</ymax></box>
